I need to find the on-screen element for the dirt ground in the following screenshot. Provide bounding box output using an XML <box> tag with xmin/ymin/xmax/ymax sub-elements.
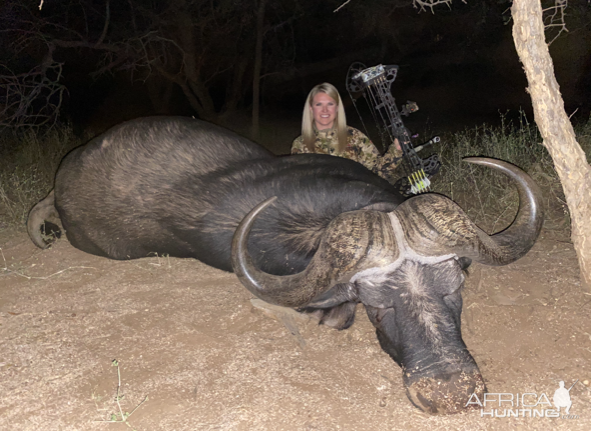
<box><xmin>1</xmin><ymin>224</ymin><xmax>590</xmax><ymax>431</ymax></box>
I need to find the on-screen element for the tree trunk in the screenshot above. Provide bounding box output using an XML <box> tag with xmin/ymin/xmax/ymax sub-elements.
<box><xmin>511</xmin><ymin>0</ymin><xmax>591</xmax><ymax>291</ymax></box>
<box><xmin>251</xmin><ymin>0</ymin><xmax>267</xmax><ymax>141</ymax></box>
<box><xmin>170</xmin><ymin>0</ymin><xmax>218</xmax><ymax>122</ymax></box>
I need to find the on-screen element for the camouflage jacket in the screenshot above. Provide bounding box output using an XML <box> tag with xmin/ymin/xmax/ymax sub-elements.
<box><xmin>291</xmin><ymin>126</ymin><xmax>402</xmax><ymax>183</ymax></box>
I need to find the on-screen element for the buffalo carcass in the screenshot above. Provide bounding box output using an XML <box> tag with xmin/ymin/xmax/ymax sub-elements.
<box><xmin>27</xmin><ymin>116</ymin><xmax>543</xmax><ymax>415</ymax></box>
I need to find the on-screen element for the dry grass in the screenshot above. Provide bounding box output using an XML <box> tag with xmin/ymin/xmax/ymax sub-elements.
<box><xmin>0</xmin><ymin>125</ymin><xmax>81</xmax><ymax>228</ymax></box>
<box><xmin>431</xmin><ymin>113</ymin><xmax>591</xmax><ymax>234</ymax></box>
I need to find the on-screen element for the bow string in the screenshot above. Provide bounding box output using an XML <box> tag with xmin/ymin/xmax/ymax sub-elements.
<box><xmin>345</xmin><ymin>63</ymin><xmax>441</xmax><ymax>195</ymax></box>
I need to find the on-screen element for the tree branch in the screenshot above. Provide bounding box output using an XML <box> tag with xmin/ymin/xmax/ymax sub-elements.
<box><xmin>334</xmin><ymin>0</ymin><xmax>352</xmax><ymax>13</ymax></box>
<box><xmin>0</xmin><ymin>60</ymin><xmax>66</xmax><ymax>129</ymax></box>
<box><xmin>543</xmin><ymin>0</ymin><xmax>568</xmax><ymax>45</ymax></box>
<box><xmin>412</xmin><ymin>0</ymin><xmax>456</xmax><ymax>14</ymax></box>
<box><xmin>93</xmin><ymin>0</ymin><xmax>111</xmax><ymax>48</ymax></box>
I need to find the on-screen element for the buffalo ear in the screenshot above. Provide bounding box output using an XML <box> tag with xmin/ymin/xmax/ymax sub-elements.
<box><xmin>458</xmin><ymin>257</ymin><xmax>472</xmax><ymax>270</ymax></box>
<box><xmin>361</xmin><ymin>202</ymin><xmax>398</xmax><ymax>212</ymax></box>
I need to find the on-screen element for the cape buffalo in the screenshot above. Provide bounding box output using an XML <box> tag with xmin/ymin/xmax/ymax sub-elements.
<box><xmin>27</xmin><ymin>116</ymin><xmax>543</xmax><ymax>414</ymax></box>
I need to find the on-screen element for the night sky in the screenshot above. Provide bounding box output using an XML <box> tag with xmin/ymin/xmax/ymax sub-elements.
<box><xmin>1</xmin><ymin>0</ymin><xmax>590</xmax><ymax>140</ymax></box>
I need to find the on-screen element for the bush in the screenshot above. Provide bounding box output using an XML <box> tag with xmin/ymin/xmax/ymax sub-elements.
<box><xmin>0</xmin><ymin>125</ymin><xmax>81</xmax><ymax>230</ymax></box>
<box><xmin>431</xmin><ymin>113</ymin><xmax>590</xmax><ymax>235</ymax></box>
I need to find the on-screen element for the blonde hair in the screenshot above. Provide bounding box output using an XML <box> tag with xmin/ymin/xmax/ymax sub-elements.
<box><xmin>301</xmin><ymin>83</ymin><xmax>348</xmax><ymax>153</ymax></box>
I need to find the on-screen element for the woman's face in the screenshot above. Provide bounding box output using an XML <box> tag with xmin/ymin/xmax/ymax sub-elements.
<box><xmin>310</xmin><ymin>92</ymin><xmax>337</xmax><ymax>130</ymax></box>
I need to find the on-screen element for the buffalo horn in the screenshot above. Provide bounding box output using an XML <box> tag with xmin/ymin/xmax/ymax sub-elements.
<box><xmin>397</xmin><ymin>157</ymin><xmax>543</xmax><ymax>266</ymax></box>
<box><xmin>231</xmin><ymin>197</ymin><xmax>339</xmax><ymax>307</ymax></box>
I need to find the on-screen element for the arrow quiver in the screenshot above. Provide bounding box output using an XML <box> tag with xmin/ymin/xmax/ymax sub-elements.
<box><xmin>345</xmin><ymin>63</ymin><xmax>441</xmax><ymax>195</ymax></box>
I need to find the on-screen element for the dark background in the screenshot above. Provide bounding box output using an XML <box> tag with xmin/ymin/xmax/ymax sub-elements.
<box><xmin>1</xmin><ymin>0</ymin><xmax>590</xmax><ymax>146</ymax></box>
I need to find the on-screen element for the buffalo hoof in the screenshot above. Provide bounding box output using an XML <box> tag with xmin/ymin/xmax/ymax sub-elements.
<box><xmin>404</xmin><ymin>370</ymin><xmax>486</xmax><ymax>415</ymax></box>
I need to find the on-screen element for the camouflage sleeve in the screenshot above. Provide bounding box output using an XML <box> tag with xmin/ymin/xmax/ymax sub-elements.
<box><xmin>347</xmin><ymin>128</ymin><xmax>403</xmax><ymax>181</ymax></box>
<box><xmin>347</xmin><ymin>128</ymin><xmax>381</xmax><ymax>172</ymax></box>
<box><xmin>291</xmin><ymin>135</ymin><xmax>308</xmax><ymax>154</ymax></box>
<box><xmin>381</xmin><ymin>139</ymin><xmax>404</xmax><ymax>170</ymax></box>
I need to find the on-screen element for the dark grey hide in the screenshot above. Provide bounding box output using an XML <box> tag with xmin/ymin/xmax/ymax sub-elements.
<box><xmin>28</xmin><ymin>116</ymin><xmax>403</xmax><ymax>277</ymax></box>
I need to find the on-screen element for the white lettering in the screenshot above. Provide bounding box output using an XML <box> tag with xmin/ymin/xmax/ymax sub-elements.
<box><xmin>483</xmin><ymin>392</ymin><xmax>498</xmax><ymax>407</ymax></box>
<box><xmin>499</xmin><ymin>393</ymin><xmax>514</xmax><ymax>407</ymax></box>
<box><xmin>521</xmin><ymin>393</ymin><xmax>538</xmax><ymax>407</ymax></box>
<box><xmin>537</xmin><ymin>394</ymin><xmax>552</xmax><ymax>408</ymax></box>
<box><xmin>475</xmin><ymin>389</ymin><xmax>575</xmax><ymax>419</ymax></box>
<box><xmin>465</xmin><ymin>393</ymin><xmax>483</xmax><ymax>407</ymax></box>
<box><xmin>545</xmin><ymin>409</ymin><xmax>559</xmax><ymax>418</ymax></box>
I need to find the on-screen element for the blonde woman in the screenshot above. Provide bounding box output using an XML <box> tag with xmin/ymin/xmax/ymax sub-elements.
<box><xmin>291</xmin><ymin>82</ymin><xmax>402</xmax><ymax>183</ymax></box>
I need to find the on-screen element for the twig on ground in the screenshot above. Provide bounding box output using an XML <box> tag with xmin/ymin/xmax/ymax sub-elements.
<box><xmin>95</xmin><ymin>359</ymin><xmax>148</xmax><ymax>427</ymax></box>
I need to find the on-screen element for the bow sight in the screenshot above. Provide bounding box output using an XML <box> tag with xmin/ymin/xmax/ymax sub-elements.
<box><xmin>345</xmin><ymin>62</ymin><xmax>441</xmax><ymax>195</ymax></box>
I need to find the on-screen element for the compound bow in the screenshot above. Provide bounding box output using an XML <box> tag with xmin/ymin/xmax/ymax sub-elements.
<box><xmin>345</xmin><ymin>62</ymin><xmax>440</xmax><ymax>195</ymax></box>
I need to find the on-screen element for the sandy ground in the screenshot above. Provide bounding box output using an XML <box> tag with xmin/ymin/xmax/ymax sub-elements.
<box><xmin>1</xmin><ymin>226</ymin><xmax>590</xmax><ymax>431</ymax></box>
